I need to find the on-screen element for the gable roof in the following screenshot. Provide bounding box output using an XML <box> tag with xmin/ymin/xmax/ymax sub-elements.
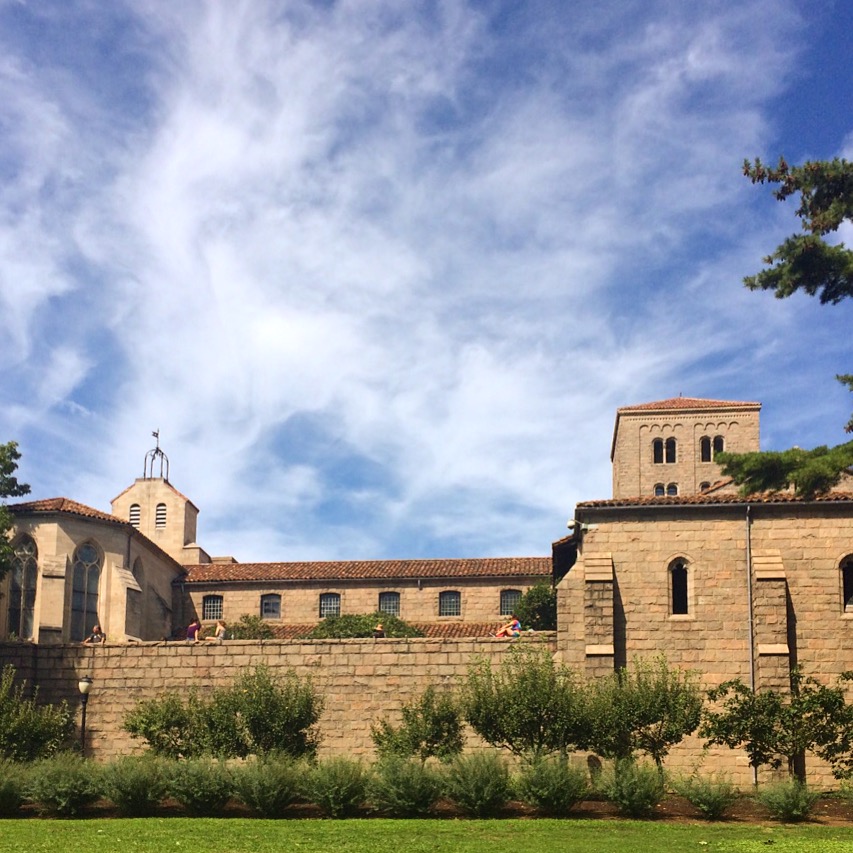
<box><xmin>9</xmin><ymin>497</ymin><xmax>129</xmax><ymax>525</ymax></box>
<box><xmin>577</xmin><ymin>490</ymin><xmax>853</xmax><ymax>511</ymax></box>
<box><xmin>181</xmin><ymin>556</ymin><xmax>552</xmax><ymax>585</ymax></box>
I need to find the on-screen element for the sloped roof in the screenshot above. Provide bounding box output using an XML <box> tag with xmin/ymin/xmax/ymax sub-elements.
<box><xmin>181</xmin><ymin>556</ymin><xmax>552</xmax><ymax>584</ymax></box>
<box><xmin>250</xmin><ymin>622</ymin><xmax>542</xmax><ymax>640</ymax></box>
<box><xmin>111</xmin><ymin>478</ymin><xmax>198</xmax><ymax>511</ymax></box>
<box><xmin>617</xmin><ymin>397</ymin><xmax>761</xmax><ymax>413</ymax></box>
<box><xmin>577</xmin><ymin>490</ymin><xmax>853</xmax><ymax>510</ymax></box>
<box><xmin>8</xmin><ymin>497</ymin><xmax>129</xmax><ymax>525</ymax></box>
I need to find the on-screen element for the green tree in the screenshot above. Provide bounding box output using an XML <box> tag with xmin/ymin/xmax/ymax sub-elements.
<box><xmin>227</xmin><ymin>614</ymin><xmax>275</xmax><ymax>639</ymax></box>
<box><xmin>305</xmin><ymin>612</ymin><xmax>423</xmax><ymax>639</ymax></box>
<box><xmin>585</xmin><ymin>656</ymin><xmax>703</xmax><ymax>770</ymax></box>
<box><xmin>515</xmin><ymin>583</ymin><xmax>557</xmax><ymax>630</ymax></box>
<box><xmin>462</xmin><ymin>647</ymin><xmax>591</xmax><ymax>760</ymax></box>
<box><xmin>717</xmin><ymin>157</ymin><xmax>853</xmax><ymax>496</ymax></box>
<box><xmin>700</xmin><ymin>670</ymin><xmax>853</xmax><ymax>781</ymax></box>
<box><xmin>0</xmin><ymin>442</ymin><xmax>31</xmax><ymax>582</ymax></box>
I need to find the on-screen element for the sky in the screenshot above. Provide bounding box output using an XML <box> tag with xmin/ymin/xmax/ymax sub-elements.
<box><xmin>1</xmin><ymin>0</ymin><xmax>851</xmax><ymax>563</ymax></box>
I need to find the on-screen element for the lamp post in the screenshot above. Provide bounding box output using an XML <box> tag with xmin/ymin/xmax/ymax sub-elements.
<box><xmin>78</xmin><ymin>676</ymin><xmax>93</xmax><ymax>755</ymax></box>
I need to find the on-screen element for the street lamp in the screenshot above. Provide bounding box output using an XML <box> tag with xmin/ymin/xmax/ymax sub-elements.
<box><xmin>78</xmin><ymin>676</ymin><xmax>93</xmax><ymax>755</ymax></box>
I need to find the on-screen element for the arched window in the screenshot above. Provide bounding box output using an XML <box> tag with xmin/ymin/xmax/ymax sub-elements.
<box><xmin>378</xmin><ymin>591</ymin><xmax>400</xmax><ymax>616</ymax></box>
<box><xmin>665</xmin><ymin>437</ymin><xmax>677</xmax><ymax>464</ymax></box>
<box><xmin>500</xmin><ymin>589</ymin><xmax>522</xmax><ymax>617</ymax></box>
<box><xmin>699</xmin><ymin>482</ymin><xmax>711</xmax><ymax>492</ymax></box>
<box><xmin>842</xmin><ymin>557</ymin><xmax>853</xmax><ymax>612</ymax></box>
<box><xmin>713</xmin><ymin>435</ymin><xmax>725</xmax><ymax>455</ymax></box>
<box><xmin>654</xmin><ymin>483</ymin><xmax>665</xmax><ymax>496</ymax></box>
<box><xmin>260</xmin><ymin>593</ymin><xmax>281</xmax><ymax>619</ymax></box>
<box><xmin>666</xmin><ymin>483</ymin><xmax>678</xmax><ymax>496</ymax></box>
<box><xmin>652</xmin><ymin>438</ymin><xmax>663</xmax><ymax>464</ymax></box>
<box><xmin>439</xmin><ymin>590</ymin><xmax>461</xmax><ymax>617</ymax></box>
<box><xmin>129</xmin><ymin>504</ymin><xmax>141</xmax><ymax>528</ymax></box>
<box><xmin>7</xmin><ymin>536</ymin><xmax>37</xmax><ymax>640</ymax></box>
<box><xmin>700</xmin><ymin>436</ymin><xmax>711</xmax><ymax>463</ymax></box>
<box><xmin>155</xmin><ymin>503</ymin><xmax>167</xmax><ymax>529</ymax></box>
<box><xmin>319</xmin><ymin>592</ymin><xmax>341</xmax><ymax>618</ymax></box>
<box><xmin>202</xmin><ymin>595</ymin><xmax>223</xmax><ymax>621</ymax></box>
<box><xmin>670</xmin><ymin>559</ymin><xmax>689</xmax><ymax>615</ymax></box>
<box><xmin>70</xmin><ymin>542</ymin><xmax>101</xmax><ymax>642</ymax></box>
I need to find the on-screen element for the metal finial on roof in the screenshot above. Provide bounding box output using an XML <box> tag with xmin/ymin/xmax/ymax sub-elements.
<box><xmin>143</xmin><ymin>429</ymin><xmax>170</xmax><ymax>480</ymax></box>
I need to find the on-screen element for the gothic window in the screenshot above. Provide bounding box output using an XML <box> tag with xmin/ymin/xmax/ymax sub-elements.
<box><xmin>653</xmin><ymin>438</ymin><xmax>664</xmax><ymax>464</ymax></box>
<box><xmin>666</xmin><ymin>483</ymin><xmax>678</xmax><ymax>496</ymax></box>
<box><xmin>500</xmin><ymin>589</ymin><xmax>522</xmax><ymax>617</ymax></box>
<box><xmin>713</xmin><ymin>435</ymin><xmax>725</xmax><ymax>455</ymax></box>
<box><xmin>260</xmin><ymin>594</ymin><xmax>281</xmax><ymax>619</ymax></box>
<box><xmin>129</xmin><ymin>504</ymin><xmax>141</xmax><ymax>528</ymax></box>
<box><xmin>7</xmin><ymin>536</ymin><xmax>37</xmax><ymax>640</ymax></box>
<box><xmin>700</xmin><ymin>436</ymin><xmax>711</xmax><ymax>463</ymax></box>
<box><xmin>202</xmin><ymin>595</ymin><xmax>223</xmax><ymax>621</ymax></box>
<box><xmin>319</xmin><ymin>592</ymin><xmax>341</xmax><ymax>618</ymax></box>
<box><xmin>670</xmin><ymin>559</ymin><xmax>689</xmax><ymax>615</ymax></box>
<box><xmin>439</xmin><ymin>590</ymin><xmax>461</xmax><ymax>617</ymax></box>
<box><xmin>665</xmin><ymin>437</ymin><xmax>677</xmax><ymax>464</ymax></box>
<box><xmin>155</xmin><ymin>503</ymin><xmax>167</xmax><ymax>529</ymax></box>
<box><xmin>654</xmin><ymin>483</ymin><xmax>665</xmax><ymax>496</ymax></box>
<box><xmin>378</xmin><ymin>591</ymin><xmax>400</xmax><ymax>617</ymax></box>
<box><xmin>842</xmin><ymin>557</ymin><xmax>853</xmax><ymax>611</ymax></box>
<box><xmin>70</xmin><ymin>542</ymin><xmax>101</xmax><ymax>642</ymax></box>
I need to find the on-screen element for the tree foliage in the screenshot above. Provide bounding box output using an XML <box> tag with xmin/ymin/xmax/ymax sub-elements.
<box><xmin>718</xmin><ymin>157</ymin><xmax>853</xmax><ymax>496</ymax></box>
<box><xmin>305</xmin><ymin>612</ymin><xmax>423</xmax><ymax>639</ymax></box>
<box><xmin>515</xmin><ymin>583</ymin><xmax>557</xmax><ymax>630</ymax></box>
<box><xmin>226</xmin><ymin>614</ymin><xmax>275</xmax><ymax>640</ymax></box>
<box><xmin>0</xmin><ymin>442</ymin><xmax>31</xmax><ymax>582</ymax></box>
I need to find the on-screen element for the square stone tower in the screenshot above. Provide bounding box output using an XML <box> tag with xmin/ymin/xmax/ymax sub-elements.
<box><xmin>611</xmin><ymin>397</ymin><xmax>761</xmax><ymax>499</ymax></box>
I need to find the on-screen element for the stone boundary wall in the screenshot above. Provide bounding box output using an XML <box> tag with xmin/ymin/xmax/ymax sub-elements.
<box><xmin>0</xmin><ymin>636</ymin><xmax>556</xmax><ymax>762</ymax></box>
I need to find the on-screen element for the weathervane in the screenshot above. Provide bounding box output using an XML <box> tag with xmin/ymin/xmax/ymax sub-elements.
<box><xmin>143</xmin><ymin>429</ymin><xmax>170</xmax><ymax>480</ymax></box>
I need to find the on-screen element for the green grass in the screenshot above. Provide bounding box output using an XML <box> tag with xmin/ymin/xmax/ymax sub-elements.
<box><xmin>1</xmin><ymin>819</ymin><xmax>853</xmax><ymax>853</ymax></box>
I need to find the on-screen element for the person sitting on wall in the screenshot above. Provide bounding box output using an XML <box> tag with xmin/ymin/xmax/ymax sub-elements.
<box><xmin>204</xmin><ymin>620</ymin><xmax>227</xmax><ymax>644</ymax></box>
<box><xmin>186</xmin><ymin>618</ymin><xmax>202</xmax><ymax>643</ymax></box>
<box><xmin>83</xmin><ymin>624</ymin><xmax>106</xmax><ymax>645</ymax></box>
<box><xmin>372</xmin><ymin>622</ymin><xmax>385</xmax><ymax>639</ymax></box>
<box><xmin>494</xmin><ymin>614</ymin><xmax>521</xmax><ymax>638</ymax></box>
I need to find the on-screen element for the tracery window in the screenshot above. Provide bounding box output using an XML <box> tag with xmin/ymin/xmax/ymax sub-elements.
<box><xmin>7</xmin><ymin>536</ymin><xmax>37</xmax><ymax>640</ymax></box>
<box><xmin>70</xmin><ymin>542</ymin><xmax>101</xmax><ymax>642</ymax></box>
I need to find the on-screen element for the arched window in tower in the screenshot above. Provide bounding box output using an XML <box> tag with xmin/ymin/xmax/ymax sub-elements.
<box><xmin>700</xmin><ymin>436</ymin><xmax>711</xmax><ymax>463</ymax></box>
<box><xmin>7</xmin><ymin>536</ymin><xmax>38</xmax><ymax>640</ymax></box>
<box><xmin>654</xmin><ymin>483</ymin><xmax>665</xmax><ymax>496</ymax></box>
<box><xmin>699</xmin><ymin>482</ymin><xmax>711</xmax><ymax>492</ymax></box>
<box><xmin>155</xmin><ymin>503</ymin><xmax>167</xmax><ymax>529</ymax></box>
<box><xmin>665</xmin><ymin>437</ymin><xmax>677</xmax><ymax>464</ymax></box>
<box><xmin>70</xmin><ymin>542</ymin><xmax>101</xmax><ymax>642</ymax></box>
<box><xmin>842</xmin><ymin>556</ymin><xmax>853</xmax><ymax>612</ymax></box>
<box><xmin>666</xmin><ymin>483</ymin><xmax>678</xmax><ymax>496</ymax></box>
<box><xmin>652</xmin><ymin>439</ymin><xmax>664</xmax><ymax>464</ymax></box>
<box><xmin>713</xmin><ymin>435</ymin><xmax>725</xmax><ymax>456</ymax></box>
<box><xmin>670</xmin><ymin>559</ymin><xmax>689</xmax><ymax>615</ymax></box>
<box><xmin>129</xmin><ymin>504</ymin><xmax>141</xmax><ymax>528</ymax></box>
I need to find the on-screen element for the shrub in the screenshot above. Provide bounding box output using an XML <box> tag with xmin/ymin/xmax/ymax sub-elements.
<box><xmin>26</xmin><ymin>753</ymin><xmax>101</xmax><ymax>817</ymax></box>
<box><xmin>227</xmin><ymin>615</ymin><xmax>274</xmax><ymax>640</ymax></box>
<box><xmin>601</xmin><ymin>760</ymin><xmax>665</xmax><ymax>818</ymax></box>
<box><xmin>0</xmin><ymin>665</ymin><xmax>74</xmax><ymax>761</ymax></box>
<box><xmin>515</xmin><ymin>583</ymin><xmax>557</xmax><ymax>630</ymax></box>
<box><xmin>515</xmin><ymin>755</ymin><xmax>589</xmax><ymax>816</ymax></box>
<box><xmin>305</xmin><ymin>757</ymin><xmax>371</xmax><ymax>817</ymax></box>
<box><xmin>371</xmin><ymin>686</ymin><xmax>464</xmax><ymax>763</ymax></box>
<box><xmin>757</xmin><ymin>779</ymin><xmax>820</xmax><ymax>822</ymax></box>
<box><xmin>101</xmin><ymin>755</ymin><xmax>169</xmax><ymax>816</ymax></box>
<box><xmin>0</xmin><ymin>760</ymin><xmax>27</xmax><ymax>816</ymax></box>
<box><xmin>672</xmin><ymin>773</ymin><xmax>740</xmax><ymax>820</ymax></box>
<box><xmin>368</xmin><ymin>756</ymin><xmax>444</xmax><ymax>817</ymax></box>
<box><xmin>166</xmin><ymin>757</ymin><xmax>232</xmax><ymax>816</ymax></box>
<box><xmin>443</xmin><ymin>751</ymin><xmax>511</xmax><ymax>818</ymax></box>
<box><xmin>124</xmin><ymin>692</ymin><xmax>194</xmax><ymax>759</ymax></box>
<box><xmin>306</xmin><ymin>613</ymin><xmax>423</xmax><ymax>639</ymax></box>
<box><xmin>232</xmin><ymin>756</ymin><xmax>303</xmax><ymax>817</ymax></box>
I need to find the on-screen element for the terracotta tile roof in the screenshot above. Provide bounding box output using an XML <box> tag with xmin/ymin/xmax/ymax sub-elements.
<box><xmin>617</xmin><ymin>397</ymin><xmax>761</xmax><ymax>413</ymax></box>
<box><xmin>249</xmin><ymin>622</ymin><xmax>536</xmax><ymax>640</ymax></box>
<box><xmin>180</xmin><ymin>557</ymin><xmax>552</xmax><ymax>584</ymax></box>
<box><xmin>8</xmin><ymin>497</ymin><xmax>129</xmax><ymax>525</ymax></box>
<box><xmin>577</xmin><ymin>490</ymin><xmax>853</xmax><ymax>510</ymax></box>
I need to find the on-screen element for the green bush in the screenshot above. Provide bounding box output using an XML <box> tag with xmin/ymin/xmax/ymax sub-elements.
<box><xmin>672</xmin><ymin>773</ymin><xmax>740</xmax><ymax>820</ymax></box>
<box><xmin>232</xmin><ymin>756</ymin><xmax>303</xmax><ymax>817</ymax></box>
<box><xmin>305</xmin><ymin>757</ymin><xmax>371</xmax><ymax>817</ymax></box>
<box><xmin>443</xmin><ymin>751</ymin><xmax>512</xmax><ymax>817</ymax></box>
<box><xmin>0</xmin><ymin>760</ymin><xmax>27</xmax><ymax>816</ymax></box>
<box><xmin>227</xmin><ymin>615</ymin><xmax>275</xmax><ymax>640</ymax></box>
<box><xmin>515</xmin><ymin>755</ymin><xmax>589</xmax><ymax>816</ymax></box>
<box><xmin>368</xmin><ymin>756</ymin><xmax>444</xmax><ymax>816</ymax></box>
<box><xmin>601</xmin><ymin>760</ymin><xmax>665</xmax><ymax>818</ymax></box>
<box><xmin>515</xmin><ymin>583</ymin><xmax>557</xmax><ymax>630</ymax></box>
<box><xmin>0</xmin><ymin>665</ymin><xmax>74</xmax><ymax>761</ymax></box>
<box><xmin>101</xmin><ymin>755</ymin><xmax>169</xmax><ymax>816</ymax></box>
<box><xmin>124</xmin><ymin>692</ymin><xmax>194</xmax><ymax>759</ymax></box>
<box><xmin>757</xmin><ymin>779</ymin><xmax>820</xmax><ymax>822</ymax></box>
<box><xmin>166</xmin><ymin>758</ymin><xmax>232</xmax><ymax>816</ymax></box>
<box><xmin>371</xmin><ymin>686</ymin><xmax>463</xmax><ymax>763</ymax></box>
<box><xmin>26</xmin><ymin>753</ymin><xmax>101</xmax><ymax>817</ymax></box>
<box><xmin>306</xmin><ymin>613</ymin><xmax>423</xmax><ymax>639</ymax></box>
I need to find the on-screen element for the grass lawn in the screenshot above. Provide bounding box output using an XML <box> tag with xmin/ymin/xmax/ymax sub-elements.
<box><xmin>2</xmin><ymin>818</ymin><xmax>853</xmax><ymax>853</ymax></box>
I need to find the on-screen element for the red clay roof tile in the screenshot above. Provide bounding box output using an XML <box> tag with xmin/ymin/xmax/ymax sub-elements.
<box><xmin>616</xmin><ymin>397</ymin><xmax>761</xmax><ymax>412</ymax></box>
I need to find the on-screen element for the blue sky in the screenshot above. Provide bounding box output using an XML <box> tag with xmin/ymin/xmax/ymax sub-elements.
<box><xmin>1</xmin><ymin>0</ymin><xmax>851</xmax><ymax>562</ymax></box>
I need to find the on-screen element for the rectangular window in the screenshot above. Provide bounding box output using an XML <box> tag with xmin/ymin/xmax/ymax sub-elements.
<box><xmin>319</xmin><ymin>592</ymin><xmax>341</xmax><ymax>618</ymax></box>
<box><xmin>500</xmin><ymin>589</ymin><xmax>522</xmax><ymax>617</ymax></box>
<box><xmin>378</xmin><ymin>591</ymin><xmax>400</xmax><ymax>617</ymax></box>
<box><xmin>260</xmin><ymin>594</ymin><xmax>281</xmax><ymax>619</ymax></box>
<box><xmin>202</xmin><ymin>595</ymin><xmax>223</xmax><ymax>621</ymax></box>
<box><xmin>439</xmin><ymin>590</ymin><xmax>461</xmax><ymax>617</ymax></box>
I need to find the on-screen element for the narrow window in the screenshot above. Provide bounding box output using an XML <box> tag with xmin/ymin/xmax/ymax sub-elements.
<box><xmin>439</xmin><ymin>590</ymin><xmax>461</xmax><ymax>617</ymax></box>
<box><xmin>500</xmin><ymin>589</ymin><xmax>522</xmax><ymax>617</ymax></box>
<box><xmin>670</xmin><ymin>559</ymin><xmax>689</xmax><ymax>615</ymax></box>
<box><xmin>7</xmin><ymin>536</ymin><xmax>37</xmax><ymax>640</ymax></box>
<box><xmin>700</xmin><ymin>436</ymin><xmax>711</xmax><ymax>463</ymax></box>
<box><xmin>666</xmin><ymin>483</ymin><xmax>678</xmax><ymax>496</ymax></box>
<box><xmin>665</xmin><ymin>437</ymin><xmax>677</xmax><ymax>464</ymax></box>
<box><xmin>842</xmin><ymin>557</ymin><xmax>853</xmax><ymax>611</ymax></box>
<box><xmin>260</xmin><ymin>594</ymin><xmax>281</xmax><ymax>619</ymax></box>
<box><xmin>129</xmin><ymin>504</ymin><xmax>141</xmax><ymax>528</ymax></box>
<box><xmin>155</xmin><ymin>503</ymin><xmax>167</xmax><ymax>529</ymax></box>
<box><xmin>70</xmin><ymin>542</ymin><xmax>101</xmax><ymax>642</ymax></box>
<box><xmin>202</xmin><ymin>595</ymin><xmax>223</xmax><ymax>621</ymax></box>
<box><xmin>319</xmin><ymin>592</ymin><xmax>341</xmax><ymax>618</ymax></box>
<box><xmin>654</xmin><ymin>483</ymin><xmax>665</xmax><ymax>496</ymax></box>
<box><xmin>713</xmin><ymin>435</ymin><xmax>725</xmax><ymax>456</ymax></box>
<box><xmin>652</xmin><ymin>438</ymin><xmax>663</xmax><ymax>464</ymax></box>
<box><xmin>378</xmin><ymin>591</ymin><xmax>400</xmax><ymax>617</ymax></box>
